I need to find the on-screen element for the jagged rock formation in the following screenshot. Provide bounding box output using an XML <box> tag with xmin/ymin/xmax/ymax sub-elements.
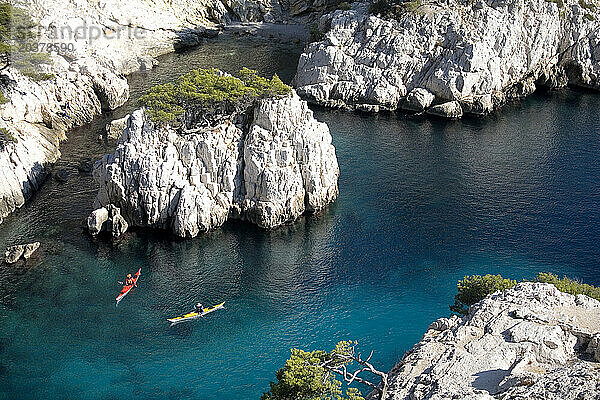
<box><xmin>105</xmin><ymin>115</ymin><xmax>130</xmax><ymax>140</ymax></box>
<box><xmin>87</xmin><ymin>204</ymin><xmax>129</xmax><ymax>238</ymax></box>
<box><xmin>376</xmin><ymin>283</ymin><xmax>600</xmax><ymax>400</ymax></box>
<box><xmin>0</xmin><ymin>64</ymin><xmax>128</xmax><ymax>224</ymax></box>
<box><xmin>4</xmin><ymin>242</ymin><xmax>41</xmax><ymax>264</ymax></box>
<box><xmin>295</xmin><ymin>0</ymin><xmax>600</xmax><ymax>116</ymax></box>
<box><xmin>0</xmin><ymin>0</ymin><xmax>318</xmax><ymax>225</ymax></box>
<box><xmin>91</xmin><ymin>91</ymin><xmax>339</xmax><ymax>237</ymax></box>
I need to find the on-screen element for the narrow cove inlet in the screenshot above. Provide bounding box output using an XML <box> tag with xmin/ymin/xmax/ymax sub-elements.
<box><xmin>1</xmin><ymin>1</ymin><xmax>600</xmax><ymax>400</ymax></box>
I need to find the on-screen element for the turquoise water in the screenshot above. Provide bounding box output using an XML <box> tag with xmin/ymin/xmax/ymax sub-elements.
<box><xmin>1</xmin><ymin>36</ymin><xmax>600</xmax><ymax>399</ymax></box>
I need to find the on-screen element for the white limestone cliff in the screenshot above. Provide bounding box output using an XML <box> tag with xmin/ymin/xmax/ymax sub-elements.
<box><xmin>0</xmin><ymin>62</ymin><xmax>128</xmax><ymax>223</ymax></box>
<box><xmin>92</xmin><ymin>91</ymin><xmax>339</xmax><ymax>237</ymax></box>
<box><xmin>0</xmin><ymin>0</ymin><xmax>310</xmax><ymax>224</ymax></box>
<box><xmin>295</xmin><ymin>0</ymin><xmax>600</xmax><ymax>116</ymax></box>
<box><xmin>375</xmin><ymin>282</ymin><xmax>600</xmax><ymax>400</ymax></box>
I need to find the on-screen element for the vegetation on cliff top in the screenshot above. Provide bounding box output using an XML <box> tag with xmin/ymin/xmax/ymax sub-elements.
<box><xmin>0</xmin><ymin>126</ymin><xmax>17</xmax><ymax>149</ymax></box>
<box><xmin>0</xmin><ymin>3</ymin><xmax>53</xmax><ymax>80</ymax></box>
<box><xmin>138</xmin><ymin>68</ymin><xmax>291</xmax><ymax>124</ymax></box>
<box><xmin>451</xmin><ymin>272</ymin><xmax>600</xmax><ymax>315</ymax></box>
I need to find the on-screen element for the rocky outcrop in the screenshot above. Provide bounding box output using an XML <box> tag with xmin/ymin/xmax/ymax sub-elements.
<box><xmin>0</xmin><ymin>0</ymin><xmax>316</xmax><ymax>225</ymax></box>
<box><xmin>4</xmin><ymin>242</ymin><xmax>41</xmax><ymax>264</ymax></box>
<box><xmin>426</xmin><ymin>100</ymin><xmax>463</xmax><ymax>119</ymax></box>
<box><xmin>87</xmin><ymin>204</ymin><xmax>128</xmax><ymax>238</ymax></box>
<box><xmin>105</xmin><ymin>115</ymin><xmax>130</xmax><ymax>140</ymax></box>
<box><xmin>295</xmin><ymin>0</ymin><xmax>600</xmax><ymax>117</ymax></box>
<box><xmin>377</xmin><ymin>283</ymin><xmax>600</xmax><ymax>400</ymax></box>
<box><xmin>401</xmin><ymin>88</ymin><xmax>435</xmax><ymax>113</ymax></box>
<box><xmin>0</xmin><ymin>64</ymin><xmax>128</xmax><ymax>224</ymax></box>
<box><xmin>91</xmin><ymin>91</ymin><xmax>338</xmax><ymax>237</ymax></box>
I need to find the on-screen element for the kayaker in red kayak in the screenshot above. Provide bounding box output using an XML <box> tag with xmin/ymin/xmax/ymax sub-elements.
<box><xmin>124</xmin><ymin>273</ymin><xmax>136</xmax><ymax>287</ymax></box>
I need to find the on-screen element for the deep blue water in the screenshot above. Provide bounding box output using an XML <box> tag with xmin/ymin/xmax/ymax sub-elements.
<box><xmin>0</xmin><ymin>36</ymin><xmax>600</xmax><ymax>399</ymax></box>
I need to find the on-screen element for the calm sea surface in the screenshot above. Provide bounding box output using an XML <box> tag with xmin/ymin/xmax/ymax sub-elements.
<box><xmin>0</xmin><ymin>36</ymin><xmax>599</xmax><ymax>399</ymax></box>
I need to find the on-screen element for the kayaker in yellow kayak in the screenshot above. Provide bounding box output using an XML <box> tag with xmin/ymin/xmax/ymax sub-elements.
<box><xmin>194</xmin><ymin>303</ymin><xmax>204</xmax><ymax>314</ymax></box>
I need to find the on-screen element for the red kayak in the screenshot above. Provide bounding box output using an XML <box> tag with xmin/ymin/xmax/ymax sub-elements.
<box><xmin>116</xmin><ymin>268</ymin><xmax>141</xmax><ymax>305</ymax></box>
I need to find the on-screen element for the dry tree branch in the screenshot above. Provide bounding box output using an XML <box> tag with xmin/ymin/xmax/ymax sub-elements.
<box><xmin>318</xmin><ymin>344</ymin><xmax>389</xmax><ymax>400</ymax></box>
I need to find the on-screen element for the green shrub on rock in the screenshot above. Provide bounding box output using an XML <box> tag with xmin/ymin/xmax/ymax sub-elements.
<box><xmin>0</xmin><ymin>3</ymin><xmax>53</xmax><ymax>80</ymax></box>
<box><xmin>262</xmin><ymin>341</ymin><xmax>365</xmax><ymax>400</ymax></box>
<box><xmin>0</xmin><ymin>88</ymin><xmax>8</xmax><ymax>104</ymax></box>
<box><xmin>138</xmin><ymin>68</ymin><xmax>291</xmax><ymax>124</ymax></box>
<box><xmin>450</xmin><ymin>272</ymin><xmax>600</xmax><ymax>315</ymax></box>
<box><xmin>337</xmin><ymin>1</ymin><xmax>352</xmax><ymax>10</ymax></box>
<box><xmin>536</xmin><ymin>272</ymin><xmax>600</xmax><ymax>301</ymax></box>
<box><xmin>369</xmin><ymin>0</ymin><xmax>392</xmax><ymax>15</ymax></box>
<box><xmin>450</xmin><ymin>274</ymin><xmax>517</xmax><ymax>315</ymax></box>
<box><xmin>0</xmin><ymin>127</ymin><xmax>17</xmax><ymax>149</ymax></box>
<box><xmin>369</xmin><ymin>0</ymin><xmax>422</xmax><ymax>18</ymax></box>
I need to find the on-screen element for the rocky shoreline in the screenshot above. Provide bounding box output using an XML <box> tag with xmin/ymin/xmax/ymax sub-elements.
<box><xmin>373</xmin><ymin>282</ymin><xmax>600</xmax><ymax>400</ymax></box>
<box><xmin>0</xmin><ymin>0</ymin><xmax>309</xmax><ymax>225</ymax></box>
<box><xmin>295</xmin><ymin>0</ymin><xmax>600</xmax><ymax>116</ymax></box>
<box><xmin>2</xmin><ymin>0</ymin><xmax>600</xmax><ymax>225</ymax></box>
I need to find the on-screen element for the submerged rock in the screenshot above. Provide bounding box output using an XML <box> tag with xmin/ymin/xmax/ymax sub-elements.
<box><xmin>295</xmin><ymin>0</ymin><xmax>600</xmax><ymax>116</ymax></box>
<box><xmin>53</xmin><ymin>168</ymin><xmax>70</xmax><ymax>183</ymax></box>
<box><xmin>376</xmin><ymin>283</ymin><xmax>600</xmax><ymax>400</ymax></box>
<box><xmin>4</xmin><ymin>242</ymin><xmax>41</xmax><ymax>264</ymax></box>
<box><xmin>92</xmin><ymin>91</ymin><xmax>339</xmax><ymax>237</ymax></box>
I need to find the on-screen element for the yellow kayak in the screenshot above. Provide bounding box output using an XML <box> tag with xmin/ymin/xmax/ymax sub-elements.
<box><xmin>167</xmin><ymin>302</ymin><xmax>225</xmax><ymax>325</ymax></box>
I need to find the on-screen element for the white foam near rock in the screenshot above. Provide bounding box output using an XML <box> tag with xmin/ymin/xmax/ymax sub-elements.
<box><xmin>91</xmin><ymin>91</ymin><xmax>339</xmax><ymax>237</ymax></box>
<box><xmin>295</xmin><ymin>0</ymin><xmax>600</xmax><ymax>117</ymax></box>
<box><xmin>375</xmin><ymin>283</ymin><xmax>600</xmax><ymax>400</ymax></box>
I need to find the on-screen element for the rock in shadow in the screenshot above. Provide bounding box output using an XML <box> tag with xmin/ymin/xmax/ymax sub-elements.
<box><xmin>471</xmin><ymin>368</ymin><xmax>509</xmax><ymax>394</ymax></box>
<box><xmin>53</xmin><ymin>168</ymin><xmax>70</xmax><ymax>182</ymax></box>
<box><xmin>174</xmin><ymin>27</ymin><xmax>220</xmax><ymax>51</ymax></box>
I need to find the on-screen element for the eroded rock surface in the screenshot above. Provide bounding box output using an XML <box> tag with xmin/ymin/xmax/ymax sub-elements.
<box><xmin>0</xmin><ymin>66</ymin><xmax>128</xmax><ymax>224</ymax></box>
<box><xmin>92</xmin><ymin>91</ymin><xmax>339</xmax><ymax>237</ymax></box>
<box><xmin>377</xmin><ymin>283</ymin><xmax>600</xmax><ymax>400</ymax></box>
<box><xmin>87</xmin><ymin>204</ymin><xmax>128</xmax><ymax>238</ymax></box>
<box><xmin>4</xmin><ymin>242</ymin><xmax>41</xmax><ymax>264</ymax></box>
<box><xmin>295</xmin><ymin>0</ymin><xmax>600</xmax><ymax>116</ymax></box>
<box><xmin>0</xmin><ymin>0</ymin><xmax>318</xmax><ymax>225</ymax></box>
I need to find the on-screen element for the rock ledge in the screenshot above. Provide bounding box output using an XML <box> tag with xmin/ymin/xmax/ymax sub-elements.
<box><xmin>377</xmin><ymin>282</ymin><xmax>600</xmax><ymax>400</ymax></box>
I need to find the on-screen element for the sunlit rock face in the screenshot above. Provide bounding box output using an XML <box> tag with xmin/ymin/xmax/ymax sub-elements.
<box><xmin>375</xmin><ymin>283</ymin><xmax>600</xmax><ymax>400</ymax></box>
<box><xmin>295</xmin><ymin>0</ymin><xmax>600</xmax><ymax>116</ymax></box>
<box><xmin>0</xmin><ymin>63</ymin><xmax>128</xmax><ymax>224</ymax></box>
<box><xmin>0</xmin><ymin>0</ymin><xmax>313</xmax><ymax>224</ymax></box>
<box><xmin>92</xmin><ymin>91</ymin><xmax>339</xmax><ymax>237</ymax></box>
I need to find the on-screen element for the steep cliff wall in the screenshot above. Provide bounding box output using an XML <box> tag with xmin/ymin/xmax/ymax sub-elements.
<box><xmin>0</xmin><ymin>0</ymin><xmax>311</xmax><ymax>224</ymax></box>
<box><xmin>0</xmin><ymin>59</ymin><xmax>128</xmax><ymax>223</ymax></box>
<box><xmin>295</xmin><ymin>0</ymin><xmax>600</xmax><ymax>115</ymax></box>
